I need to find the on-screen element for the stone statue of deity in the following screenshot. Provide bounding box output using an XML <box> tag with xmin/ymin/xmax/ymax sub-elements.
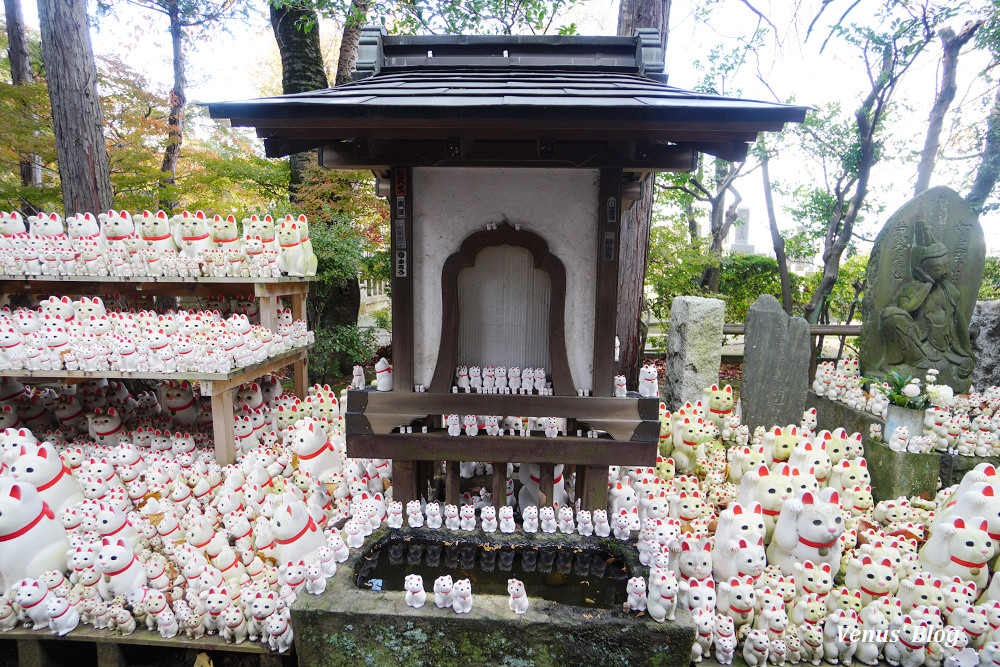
<box><xmin>860</xmin><ymin>186</ymin><xmax>984</xmax><ymax>394</ymax></box>
<box><xmin>878</xmin><ymin>221</ymin><xmax>975</xmax><ymax>388</ymax></box>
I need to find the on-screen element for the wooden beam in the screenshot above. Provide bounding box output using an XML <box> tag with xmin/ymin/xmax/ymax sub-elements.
<box><xmin>319</xmin><ymin>140</ymin><xmax>696</xmax><ymax>171</ymax></box>
<box><xmin>593</xmin><ymin>168</ymin><xmax>621</xmax><ymax>396</ymax></box>
<box><xmin>346</xmin><ymin>432</ymin><xmax>656</xmax><ymax>466</ymax></box>
<box><xmin>349</xmin><ymin>390</ymin><xmax>658</xmax><ymax>422</ymax></box>
<box><xmin>390</xmin><ymin>167</ymin><xmax>414</xmax><ymax>393</ymax></box>
<box><xmin>1</xmin><ymin>346</ymin><xmax>310</xmax><ymax>391</ymax></box>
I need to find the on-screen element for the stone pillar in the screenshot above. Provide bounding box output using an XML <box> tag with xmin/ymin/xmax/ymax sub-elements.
<box><xmin>661</xmin><ymin>296</ymin><xmax>724</xmax><ymax>410</ymax></box>
<box><xmin>971</xmin><ymin>300</ymin><xmax>1000</xmax><ymax>391</ymax></box>
<box><xmin>742</xmin><ymin>295</ymin><xmax>811</xmax><ymax>432</ymax></box>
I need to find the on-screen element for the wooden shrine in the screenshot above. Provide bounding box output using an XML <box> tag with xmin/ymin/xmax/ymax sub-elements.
<box><xmin>208</xmin><ymin>28</ymin><xmax>807</xmax><ymax>510</ymax></box>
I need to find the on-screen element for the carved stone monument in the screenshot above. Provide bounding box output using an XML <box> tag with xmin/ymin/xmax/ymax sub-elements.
<box><xmin>661</xmin><ymin>296</ymin><xmax>724</xmax><ymax>410</ymax></box>
<box><xmin>742</xmin><ymin>295</ymin><xmax>811</xmax><ymax>431</ymax></box>
<box><xmin>860</xmin><ymin>187</ymin><xmax>985</xmax><ymax>393</ymax></box>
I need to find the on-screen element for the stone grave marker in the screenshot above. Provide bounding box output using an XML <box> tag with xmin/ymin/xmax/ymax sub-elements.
<box><xmin>971</xmin><ymin>300</ymin><xmax>1000</xmax><ymax>392</ymax></box>
<box><xmin>661</xmin><ymin>296</ymin><xmax>724</xmax><ymax>410</ymax></box>
<box><xmin>859</xmin><ymin>186</ymin><xmax>984</xmax><ymax>393</ymax></box>
<box><xmin>742</xmin><ymin>294</ymin><xmax>811</xmax><ymax>432</ymax></box>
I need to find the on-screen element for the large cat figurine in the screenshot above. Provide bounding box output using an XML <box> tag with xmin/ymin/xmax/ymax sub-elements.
<box><xmin>0</xmin><ymin>479</ymin><xmax>70</xmax><ymax>594</ymax></box>
<box><xmin>277</xmin><ymin>219</ymin><xmax>317</xmax><ymax>277</ymax></box>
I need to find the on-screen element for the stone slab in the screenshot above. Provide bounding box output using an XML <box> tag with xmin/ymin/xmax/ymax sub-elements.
<box><xmin>971</xmin><ymin>300</ymin><xmax>1000</xmax><ymax>391</ymax></box>
<box><xmin>292</xmin><ymin>527</ymin><xmax>694</xmax><ymax>667</ymax></box>
<box><xmin>661</xmin><ymin>296</ymin><xmax>725</xmax><ymax>411</ymax></box>
<box><xmin>940</xmin><ymin>450</ymin><xmax>1000</xmax><ymax>488</ymax></box>
<box><xmin>742</xmin><ymin>295</ymin><xmax>811</xmax><ymax>432</ymax></box>
<box><xmin>805</xmin><ymin>391</ymin><xmax>882</xmax><ymax>439</ymax></box>
<box><xmin>860</xmin><ymin>186</ymin><xmax>984</xmax><ymax>392</ymax></box>
<box><xmin>863</xmin><ymin>436</ymin><xmax>941</xmax><ymax>502</ymax></box>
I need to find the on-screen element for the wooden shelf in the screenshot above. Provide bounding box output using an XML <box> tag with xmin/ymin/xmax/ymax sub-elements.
<box><xmin>0</xmin><ymin>276</ymin><xmax>313</xmax><ymax>465</ymax></box>
<box><xmin>0</xmin><ymin>274</ymin><xmax>311</xmax><ymax>297</ymax></box>
<box><xmin>0</xmin><ymin>626</ymin><xmax>291</xmax><ymax>667</ymax></box>
<box><xmin>2</xmin><ymin>345</ymin><xmax>311</xmax><ymax>396</ymax></box>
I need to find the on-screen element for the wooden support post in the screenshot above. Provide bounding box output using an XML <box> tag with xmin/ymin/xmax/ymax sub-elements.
<box><xmin>16</xmin><ymin>639</ymin><xmax>45</xmax><ymax>667</ymax></box>
<box><xmin>579</xmin><ymin>465</ymin><xmax>608</xmax><ymax>512</ymax></box>
<box><xmin>492</xmin><ymin>462</ymin><xmax>505</xmax><ymax>511</ymax></box>
<box><xmin>258</xmin><ymin>295</ymin><xmax>279</xmax><ymax>332</ymax></box>
<box><xmin>390</xmin><ymin>166</ymin><xmax>414</xmax><ymax>393</ymax></box>
<box><xmin>445</xmin><ymin>461</ymin><xmax>461</xmax><ymax>507</ymax></box>
<box><xmin>293</xmin><ymin>357</ymin><xmax>308</xmax><ymax>399</ymax></box>
<box><xmin>260</xmin><ymin>653</ymin><xmax>285</xmax><ymax>667</ymax></box>
<box><xmin>538</xmin><ymin>463</ymin><xmax>554</xmax><ymax>508</ymax></box>
<box><xmin>212</xmin><ymin>387</ymin><xmax>237</xmax><ymax>465</ymax></box>
<box><xmin>393</xmin><ymin>459</ymin><xmax>417</xmax><ymax>506</ymax></box>
<box><xmin>290</xmin><ymin>292</ymin><xmax>306</xmax><ymax>321</ymax></box>
<box><xmin>593</xmin><ymin>168</ymin><xmax>622</xmax><ymax>396</ymax></box>
<box><xmin>95</xmin><ymin>642</ymin><xmax>125</xmax><ymax>667</ymax></box>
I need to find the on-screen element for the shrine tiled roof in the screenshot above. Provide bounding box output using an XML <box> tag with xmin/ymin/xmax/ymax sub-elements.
<box><xmin>206</xmin><ymin>28</ymin><xmax>807</xmax><ymax>166</ymax></box>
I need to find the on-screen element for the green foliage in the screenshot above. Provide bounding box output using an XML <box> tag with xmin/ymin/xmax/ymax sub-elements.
<box><xmin>716</xmin><ymin>254</ymin><xmax>806</xmax><ymax>323</ymax></box>
<box><xmin>645</xmin><ymin>219</ymin><xmax>712</xmax><ymax>321</ymax></box>
<box><xmin>982</xmin><ymin>255</ymin><xmax>1000</xmax><ymax>301</ymax></box>
<box><xmin>309</xmin><ymin>324</ymin><xmax>377</xmax><ymax>383</ymax></box>
<box><xmin>865</xmin><ymin>369</ymin><xmax>929</xmax><ymax>410</ymax></box>
<box><xmin>372</xmin><ymin>307</ymin><xmax>391</xmax><ymax>330</ymax></box>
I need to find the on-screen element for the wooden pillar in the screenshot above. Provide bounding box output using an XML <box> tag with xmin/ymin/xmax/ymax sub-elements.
<box><xmin>390</xmin><ymin>166</ymin><xmax>414</xmax><ymax>393</ymax></box>
<box><xmin>578</xmin><ymin>465</ymin><xmax>609</xmax><ymax>512</ymax></box>
<box><xmin>95</xmin><ymin>643</ymin><xmax>125</xmax><ymax>667</ymax></box>
<box><xmin>393</xmin><ymin>459</ymin><xmax>417</xmax><ymax>506</ymax></box>
<box><xmin>212</xmin><ymin>387</ymin><xmax>237</xmax><ymax>464</ymax></box>
<box><xmin>592</xmin><ymin>168</ymin><xmax>622</xmax><ymax>396</ymax></box>
<box><xmin>445</xmin><ymin>461</ymin><xmax>461</xmax><ymax>507</ymax></box>
<box><xmin>491</xmin><ymin>462</ymin><xmax>505</xmax><ymax>511</ymax></box>
<box><xmin>538</xmin><ymin>463</ymin><xmax>555</xmax><ymax>508</ymax></box>
<box><xmin>16</xmin><ymin>639</ymin><xmax>45</xmax><ymax>667</ymax></box>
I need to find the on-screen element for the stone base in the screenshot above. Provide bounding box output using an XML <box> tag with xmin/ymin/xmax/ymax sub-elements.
<box><xmin>291</xmin><ymin>527</ymin><xmax>694</xmax><ymax>667</ymax></box>
<box><xmin>806</xmin><ymin>391</ymin><xmax>1000</xmax><ymax>493</ymax></box>
<box><xmin>805</xmin><ymin>392</ymin><xmax>882</xmax><ymax>438</ymax></box>
<box><xmin>939</xmin><ymin>450</ymin><xmax>1000</xmax><ymax>488</ymax></box>
<box><xmin>863</xmin><ymin>437</ymin><xmax>941</xmax><ymax>502</ymax></box>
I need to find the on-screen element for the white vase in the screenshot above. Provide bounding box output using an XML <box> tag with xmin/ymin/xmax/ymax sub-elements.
<box><xmin>884</xmin><ymin>403</ymin><xmax>925</xmax><ymax>439</ymax></box>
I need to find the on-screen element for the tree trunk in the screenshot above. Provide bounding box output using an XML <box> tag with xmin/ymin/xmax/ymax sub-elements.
<box><xmin>914</xmin><ymin>21</ymin><xmax>981</xmax><ymax>196</ymax></box>
<box><xmin>158</xmin><ymin>0</ymin><xmax>185</xmax><ymax>210</ymax></box>
<box><xmin>36</xmin><ymin>0</ymin><xmax>112</xmax><ymax>216</ymax></box>
<box><xmin>4</xmin><ymin>0</ymin><xmax>42</xmax><ymax>211</ymax></box>
<box><xmin>270</xmin><ymin>3</ymin><xmax>329</xmax><ymax>195</ymax></box>
<box><xmin>615</xmin><ymin>0</ymin><xmax>670</xmax><ymax>387</ymax></box>
<box><xmin>762</xmin><ymin>151</ymin><xmax>792</xmax><ymax>313</ymax></box>
<box><xmin>270</xmin><ymin>2</ymin><xmax>361</xmax><ymax>335</ymax></box>
<box><xmin>803</xmin><ymin>46</ymin><xmax>899</xmax><ymax>324</ymax></box>
<box><xmin>967</xmin><ymin>82</ymin><xmax>1000</xmax><ymax>215</ymax></box>
<box><xmin>699</xmin><ymin>185</ymin><xmax>742</xmax><ymax>293</ymax></box>
<box><xmin>335</xmin><ymin>0</ymin><xmax>369</xmax><ymax>86</ymax></box>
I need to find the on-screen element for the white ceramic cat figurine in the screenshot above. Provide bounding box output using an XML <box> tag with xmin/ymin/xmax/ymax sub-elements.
<box><xmin>638</xmin><ymin>363</ymin><xmax>658</xmax><ymax>398</ymax></box>
<box><xmin>277</xmin><ymin>220</ymin><xmax>317</xmax><ymax>277</ymax></box>
<box><xmin>434</xmin><ymin>575</ymin><xmax>454</xmax><ymax>609</ymax></box>
<box><xmin>405</xmin><ymin>574</ymin><xmax>426</xmax><ymax>608</ymax></box>
<box><xmin>451</xmin><ymin>578</ymin><xmax>473</xmax><ymax>614</ymax></box>
<box><xmin>508</xmin><ymin>578</ymin><xmax>529</xmax><ymax>615</ymax></box>
<box><xmin>375</xmin><ymin>357</ymin><xmax>392</xmax><ymax>391</ymax></box>
<box><xmin>0</xmin><ymin>479</ymin><xmax>70</xmax><ymax>593</ymax></box>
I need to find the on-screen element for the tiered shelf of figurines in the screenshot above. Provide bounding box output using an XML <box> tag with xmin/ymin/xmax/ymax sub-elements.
<box><xmin>0</xmin><ymin>210</ymin><xmax>316</xmax><ymax>465</ymax></box>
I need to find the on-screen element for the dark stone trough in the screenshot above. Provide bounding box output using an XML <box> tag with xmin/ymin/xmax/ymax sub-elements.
<box><xmin>291</xmin><ymin>527</ymin><xmax>694</xmax><ymax>666</ymax></box>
